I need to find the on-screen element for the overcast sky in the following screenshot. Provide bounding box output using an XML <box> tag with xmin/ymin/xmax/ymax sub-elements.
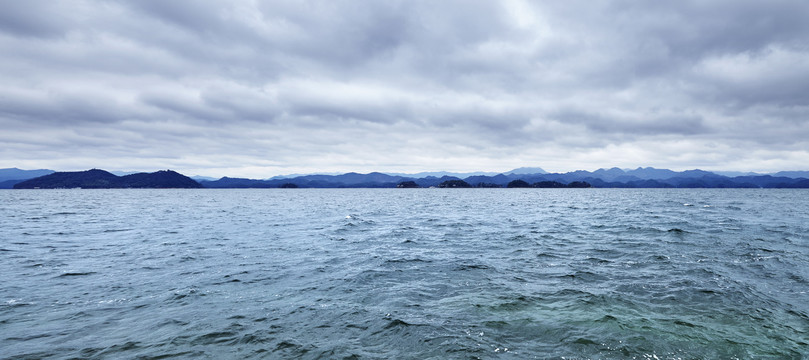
<box><xmin>1</xmin><ymin>0</ymin><xmax>808</xmax><ymax>178</ymax></box>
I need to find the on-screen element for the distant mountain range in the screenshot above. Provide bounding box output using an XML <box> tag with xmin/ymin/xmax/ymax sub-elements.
<box><xmin>0</xmin><ymin>168</ymin><xmax>56</xmax><ymax>188</ymax></box>
<box><xmin>198</xmin><ymin>167</ymin><xmax>809</xmax><ymax>188</ymax></box>
<box><xmin>3</xmin><ymin>167</ymin><xmax>809</xmax><ymax>189</ymax></box>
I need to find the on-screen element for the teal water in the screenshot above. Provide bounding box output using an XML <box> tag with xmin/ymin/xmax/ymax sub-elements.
<box><xmin>1</xmin><ymin>189</ymin><xmax>807</xmax><ymax>359</ymax></box>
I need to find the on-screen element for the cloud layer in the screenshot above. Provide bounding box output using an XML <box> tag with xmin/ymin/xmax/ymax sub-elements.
<box><xmin>2</xmin><ymin>0</ymin><xmax>808</xmax><ymax>177</ymax></box>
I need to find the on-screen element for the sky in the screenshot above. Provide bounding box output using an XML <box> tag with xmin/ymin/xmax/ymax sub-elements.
<box><xmin>1</xmin><ymin>0</ymin><xmax>808</xmax><ymax>178</ymax></box>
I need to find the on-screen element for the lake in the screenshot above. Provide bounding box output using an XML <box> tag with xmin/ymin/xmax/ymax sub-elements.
<box><xmin>1</xmin><ymin>189</ymin><xmax>807</xmax><ymax>359</ymax></box>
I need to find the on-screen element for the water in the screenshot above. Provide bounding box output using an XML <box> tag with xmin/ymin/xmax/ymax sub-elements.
<box><xmin>1</xmin><ymin>189</ymin><xmax>807</xmax><ymax>359</ymax></box>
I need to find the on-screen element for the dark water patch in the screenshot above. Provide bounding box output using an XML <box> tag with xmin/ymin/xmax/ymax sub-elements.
<box><xmin>594</xmin><ymin>314</ymin><xmax>619</xmax><ymax>323</ymax></box>
<box><xmin>584</xmin><ymin>256</ymin><xmax>612</xmax><ymax>264</ymax></box>
<box><xmin>787</xmin><ymin>273</ymin><xmax>808</xmax><ymax>284</ymax></box>
<box><xmin>454</xmin><ymin>263</ymin><xmax>492</xmax><ymax>271</ymax></box>
<box><xmin>5</xmin><ymin>332</ymin><xmax>53</xmax><ymax>341</ymax></box>
<box><xmin>272</xmin><ymin>340</ymin><xmax>315</xmax><ymax>357</ymax></box>
<box><xmin>649</xmin><ymin>254</ymin><xmax>671</xmax><ymax>261</ymax></box>
<box><xmin>103</xmin><ymin>228</ymin><xmax>133</xmax><ymax>233</ymax></box>
<box><xmin>672</xmin><ymin>319</ymin><xmax>700</xmax><ymax>328</ymax></box>
<box><xmin>753</xmin><ymin>246</ymin><xmax>777</xmax><ymax>253</ymax></box>
<box><xmin>191</xmin><ymin>331</ymin><xmax>238</xmax><ymax>345</ymax></box>
<box><xmin>536</xmin><ymin>252</ymin><xmax>562</xmax><ymax>259</ymax></box>
<box><xmin>212</xmin><ymin>278</ymin><xmax>241</xmax><ymax>285</ymax></box>
<box><xmin>484</xmin><ymin>295</ymin><xmax>543</xmax><ymax>312</ymax></box>
<box><xmin>93</xmin><ymin>341</ymin><xmax>141</xmax><ymax>357</ymax></box>
<box><xmin>383</xmin><ymin>318</ymin><xmax>420</xmax><ymax>329</ymax></box>
<box><xmin>384</xmin><ymin>257</ymin><xmax>431</xmax><ymax>264</ymax></box>
<box><xmin>571</xmin><ymin>337</ymin><xmax>599</xmax><ymax>345</ymax></box>
<box><xmin>344</xmin><ymin>323</ymin><xmax>369</xmax><ymax>330</ymax></box>
<box><xmin>138</xmin><ymin>350</ymin><xmax>205</xmax><ymax>359</ymax></box>
<box><xmin>156</xmin><ymin>319</ymin><xmax>188</xmax><ymax>327</ymax></box>
<box><xmin>235</xmin><ymin>332</ymin><xmax>273</xmax><ymax>345</ymax></box>
<box><xmin>57</xmin><ymin>271</ymin><xmax>97</xmax><ymax>277</ymax></box>
<box><xmin>4</xmin><ymin>299</ymin><xmax>34</xmax><ymax>307</ymax></box>
<box><xmin>556</xmin><ymin>270</ymin><xmax>607</xmax><ymax>282</ymax></box>
<box><xmin>168</xmin><ymin>288</ymin><xmax>205</xmax><ymax>302</ymax></box>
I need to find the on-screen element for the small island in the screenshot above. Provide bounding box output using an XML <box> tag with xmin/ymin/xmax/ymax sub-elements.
<box><xmin>437</xmin><ymin>179</ymin><xmax>472</xmax><ymax>188</ymax></box>
<box><xmin>396</xmin><ymin>181</ymin><xmax>419</xmax><ymax>188</ymax></box>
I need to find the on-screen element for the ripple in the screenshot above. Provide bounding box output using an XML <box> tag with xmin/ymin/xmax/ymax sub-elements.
<box><xmin>1</xmin><ymin>188</ymin><xmax>807</xmax><ymax>358</ymax></box>
<box><xmin>56</xmin><ymin>271</ymin><xmax>97</xmax><ymax>277</ymax></box>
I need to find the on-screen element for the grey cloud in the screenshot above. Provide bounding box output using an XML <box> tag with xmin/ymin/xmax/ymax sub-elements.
<box><xmin>0</xmin><ymin>87</ymin><xmax>136</xmax><ymax>125</ymax></box>
<box><xmin>200</xmin><ymin>88</ymin><xmax>281</xmax><ymax>123</ymax></box>
<box><xmin>552</xmin><ymin>109</ymin><xmax>709</xmax><ymax>137</ymax></box>
<box><xmin>2</xmin><ymin>1</ymin><xmax>809</xmax><ymax>175</ymax></box>
<box><xmin>691</xmin><ymin>48</ymin><xmax>809</xmax><ymax>109</ymax></box>
<box><xmin>0</xmin><ymin>0</ymin><xmax>78</xmax><ymax>38</ymax></box>
<box><xmin>279</xmin><ymin>82</ymin><xmax>413</xmax><ymax>125</ymax></box>
<box><xmin>139</xmin><ymin>90</ymin><xmax>232</xmax><ymax>124</ymax></box>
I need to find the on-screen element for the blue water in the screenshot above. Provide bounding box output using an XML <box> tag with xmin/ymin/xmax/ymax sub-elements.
<box><xmin>1</xmin><ymin>189</ymin><xmax>807</xmax><ymax>359</ymax></box>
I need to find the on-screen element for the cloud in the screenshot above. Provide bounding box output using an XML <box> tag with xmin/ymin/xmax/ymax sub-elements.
<box><xmin>1</xmin><ymin>0</ymin><xmax>808</xmax><ymax>176</ymax></box>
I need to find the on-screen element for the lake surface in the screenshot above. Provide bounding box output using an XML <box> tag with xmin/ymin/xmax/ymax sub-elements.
<box><xmin>1</xmin><ymin>189</ymin><xmax>807</xmax><ymax>359</ymax></box>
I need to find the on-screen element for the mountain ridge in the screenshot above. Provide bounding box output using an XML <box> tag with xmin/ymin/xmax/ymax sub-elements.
<box><xmin>4</xmin><ymin>167</ymin><xmax>809</xmax><ymax>189</ymax></box>
<box><xmin>13</xmin><ymin>169</ymin><xmax>202</xmax><ymax>189</ymax></box>
<box><xmin>198</xmin><ymin>168</ymin><xmax>809</xmax><ymax>189</ymax></box>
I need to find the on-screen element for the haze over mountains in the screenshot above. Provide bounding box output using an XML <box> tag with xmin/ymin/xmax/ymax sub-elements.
<box><xmin>3</xmin><ymin>167</ymin><xmax>809</xmax><ymax>189</ymax></box>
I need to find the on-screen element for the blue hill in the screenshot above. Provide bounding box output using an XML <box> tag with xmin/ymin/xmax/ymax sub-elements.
<box><xmin>13</xmin><ymin>169</ymin><xmax>201</xmax><ymax>189</ymax></box>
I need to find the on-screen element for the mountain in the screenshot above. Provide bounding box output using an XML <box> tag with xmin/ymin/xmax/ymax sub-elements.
<box><xmin>505</xmin><ymin>167</ymin><xmax>547</xmax><ymax>175</ymax></box>
<box><xmin>0</xmin><ymin>168</ymin><xmax>55</xmax><ymax>182</ymax></box>
<box><xmin>191</xmin><ymin>175</ymin><xmax>218</xmax><ymax>182</ymax></box>
<box><xmin>713</xmin><ymin>171</ymin><xmax>761</xmax><ymax>177</ymax></box>
<box><xmin>267</xmin><ymin>172</ymin><xmax>345</xmax><ymax>180</ymax></box>
<box><xmin>117</xmin><ymin>171</ymin><xmax>202</xmax><ymax>188</ymax></box>
<box><xmin>14</xmin><ymin>169</ymin><xmax>119</xmax><ymax>188</ymax></box>
<box><xmin>465</xmin><ymin>174</ymin><xmax>511</xmax><ymax>187</ymax></box>
<box><xmin>13</xmin><ymin>169</ymin><xmax>202</xmax><ymax>189</ymax></box>
<box><xmin>109</xmin><ymin>171</ymin><xmax>139</xmax><ymax>176</ymax></box>
<box><xmin>197</xmin><ymin>169</ymin><xmax>809</xmax><ymax>188</ymax></box>
<box><xmin>624</xmin><ymin>167</ymin><xmax>679</xmax><ymax>180</ymax></box>
<box><xmin>384</xmin><ymin>171</ymin><xmax>500</xmax><ymax>178</ymax></box>
<box><xmin>199</xmin><ymin>177</ymin><xmax>277</xmax><ymax>188</ymax></box>
<box><xmin>295</xmin><ymin>172</ymin><xmax>406</xmax><ymax>185</ymax></box>
<box><xmin>772</xmin><ymin>171</ymin><xmax>809</xmax><ymax>179</ymax></box>
<box><xmin>0</xmin><ymin>179</ymin><xmax>25</xmax><ymax>189</ymax></box>
<box><xmin>591</xmin><ymin>167</ymin><xmax>641</xmax><ymax>181</ymax></box>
